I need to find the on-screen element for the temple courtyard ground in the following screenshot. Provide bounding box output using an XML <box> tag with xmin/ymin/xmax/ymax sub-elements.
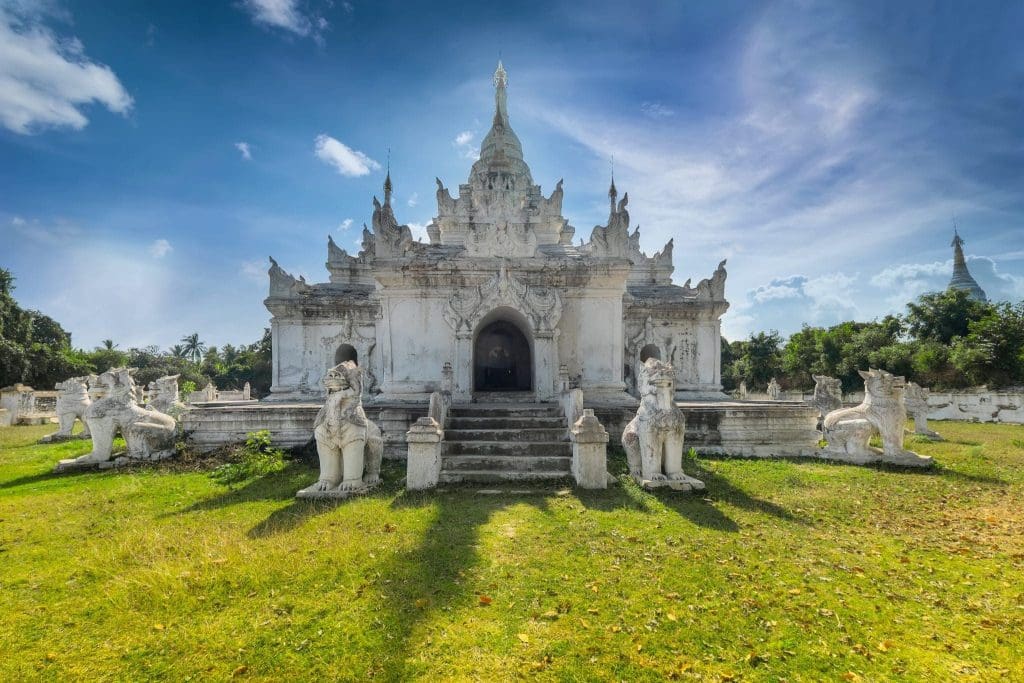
<box><xmin>1</xmin><ymin>422</ymin><xmax>1022</xmax><ymax>681</ymax></box>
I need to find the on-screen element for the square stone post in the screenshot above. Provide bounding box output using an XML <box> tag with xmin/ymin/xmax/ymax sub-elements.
<box><xmin>406</xmin><ymin>417</ymin><xmax>444</xmax><ymax>490</ymax></box>
<box><xmin>570</xmin><ymin>409</ymin><xmax>609</xmax><ymax>489</ymax></box>
<box><xmin>454</xmin><ymin>332</ymin><xmax>472</xmax><ymax>402</ymax></box>
<box><xmin>534</xmin><ymin>330</ymin><xmax>558</xmax><ymax>401</ymax></box>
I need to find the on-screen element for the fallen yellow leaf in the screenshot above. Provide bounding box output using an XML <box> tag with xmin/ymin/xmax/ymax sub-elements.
<box><xmin>152</xmin><ymin>623</ymin><xmax>165</xmax><ymax>631</ymax></box>
<box><xmin>517</xmin><ymin>633</ymin><xmax>530</xmax><ymax>643</ymax></box>
<box><xmin>478</xmin><ymin>595</ymin><xmax>492</xmax><ymax>606</ymax></box>
<box><xmin>666</xmin><ymin>613</ymin><xmax>678</xmax><ymax>622</ymax></box>
<box><xmin>232</xmin><ymin>664</ymin><xmax>249</xmax><ymax>677</ymax></box>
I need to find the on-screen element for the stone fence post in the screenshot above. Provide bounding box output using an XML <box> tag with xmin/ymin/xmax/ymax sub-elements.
<box><xmin>406</xmin><ymin>417</ymin><xmax>443</xmax><ymax>490</ymax></box>
<box><xmin>570</xmin><ymin>409</ymin><xmax>609</xmax><ymax>489</ymax></box>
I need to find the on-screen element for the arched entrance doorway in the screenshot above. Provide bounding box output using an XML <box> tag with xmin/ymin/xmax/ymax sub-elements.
<box><xmin>473</xmin><ymin>319</ymin><xmax>532</xmax><ymax>392</ymax></box>
<box><xmin>334</xmin><ymin>344</ymin><xmax>357</xmax><ymax>365</ymax></box>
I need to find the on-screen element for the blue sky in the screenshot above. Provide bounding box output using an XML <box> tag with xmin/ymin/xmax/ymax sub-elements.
<box><xmin>1</xmin><ymin>0</ymin><xmax>1022</xmax><ymax>349</ymax></box>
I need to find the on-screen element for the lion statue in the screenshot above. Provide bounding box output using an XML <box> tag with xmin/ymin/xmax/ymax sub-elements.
<box><xmin>54</xmin><ymin>368</ymin><xmax>178</xmax><ymax>472</ymax></box>
<box><xmin>904</xmin><ymin>381</ymin><xmax>941</xmax><ymax>440</ymax></box>
<box><xmin>621</xmin><ymin>358</ymin><xmax>705</xmax><ymax>491</ymax></box>
<box><xmin>810</xmin><ymin>374</ymin><xmax>842</xmax><ymax>428</ymax></box>
<box><xmin>39</xmin><ymin>375</ymin><xmax>95</xmax><ymax>443</ymax></box>
<box><xmin>821</xmin><ymin>368</ymin><xmax>933</xmax><ymax>467</ymax></box>
<box><xmin>147</xmin><ymin>374</ymin><xmax>188</xmax><ymax>421</ymax></box>
<box><xmin>297</xmin><ymin>361</ymin><xmax>383</xmax><ymax>498</ymax></box>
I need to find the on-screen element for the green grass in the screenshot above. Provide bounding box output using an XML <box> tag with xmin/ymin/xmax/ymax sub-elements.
<box><xmin>2</xmin><ymin>422</ymin><xmax>1023</xmax><ymax>681</ymax></box>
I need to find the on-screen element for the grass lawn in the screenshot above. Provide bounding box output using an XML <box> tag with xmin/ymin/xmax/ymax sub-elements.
<box><xmin>1</xmin><ymin>422</ymin><xmax>1023</xmax><ymax>681</ymax></box>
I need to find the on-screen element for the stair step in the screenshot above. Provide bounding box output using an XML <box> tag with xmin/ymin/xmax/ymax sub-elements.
<box><xmin>448</xmin><ymin>417</ymin><xmax>566</xmax><ymax>430</ymax></box>
<box><xmin>442</xmin><ymin>455</ymin><xmax>571</xmax><ymax>472</ymax></box>
<box><xmin>439</xmin><ymin>470</ymin><xmax>572</xmax><ymax>483</ymax></box>
<box><xmin>445</xmin><ymin>428</ymin><xmax>567</xmax><ymax>442</ymax></box>
<box><xmin>450</xmin><ymin>406</ymin><xmax>563</xmax><ymax>418</ymax></box>
<box><xmin>443</xmin><ymin>441</ymin><xmax>570</xmax><ymax>457</ymax></box>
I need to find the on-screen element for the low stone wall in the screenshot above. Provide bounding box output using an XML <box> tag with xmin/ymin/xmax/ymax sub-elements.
<box><xmin>740</xmin><ymin>387</ymin><xmax>1024</xmax><ymax>425</ymax></box>
<box><xmin>593</xmin><ymin>400</ymin><xmax>820</xmax><ymax>458</ymax></box>
<box><xmin>182</xmin><ymin>400</ymin><xmax>427</xmax><ymax>458</ymax></box>
<box><xmin>926</xmin><ymin>391</ymin><xmax>1024</xmax><ymax>423</ymax></box>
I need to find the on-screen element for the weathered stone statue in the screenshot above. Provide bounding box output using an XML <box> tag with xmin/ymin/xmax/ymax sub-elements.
<box><xmin>621</xmin><ymin>358</ymin><xmax>705</xmax><ymax>491</ymax></box>
<box><xmin>821</xmin><ymin>369</ymin><xmax>933</xmax><ymax>467</ymax></box>
<box><xmin>737</xmin><ymin>380</ymin><xmax>748</xmax><ymax>400</ymax></box>
<box><xmin>811</xmin><ymin>375</ymin><xmax>842</xmax><ymax>419</ymax></box>
<box><xmin>767</xmin><ymin>378</ymin><xmax>782</xmax><ymax>401</ymax></box>
<box><xmin>904</xmin><ymin>381</ymin><xmax>942</xmax><ymax>439</ymax></box>
<box><xmin>39</xmin><ymin>376</ymin><xmax>94</xmax><ymax>443</ymax></box>
<box><xmin>297</xmin><ymin>361</ymin><xmax>383</xmax><ymax>498</ymax></box>
<box><xmin>55</xmin><ymin>368</ymin><xmax>178</xmax><ymax>472</ymax></box>
<box><xmin>147</xmin><ymin>374</ymin><xmax>188</xmax><ymax>421</ymax></box>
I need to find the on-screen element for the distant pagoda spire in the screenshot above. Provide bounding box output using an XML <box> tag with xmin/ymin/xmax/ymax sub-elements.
<box><xmin>383</xmin><ymin>148</ymin><xmax>392</xmax><ymax>207</ymax></box>
<box><xmin>608</xmin><ymin>173</ymin><xmax>617</xmax><ymax>215</ymax></box>
<box><xmin>947</xmin><ymin>228</ymin><xmax>987</xmax><ymax>301</ymax></box>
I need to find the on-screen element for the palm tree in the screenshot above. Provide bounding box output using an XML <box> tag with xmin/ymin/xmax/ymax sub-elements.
<box><xmin>101</xmin><ymin>339</ymin><xmax>117</xmax><ymax>350</ymax></box>
<box><xmin>180</xmin><ymin>333</ymin><xmax>206</xmax><ymax>363</ymax></box>
<box><xmin>169</xmin><ymin>344</ymin><xmax>188</xmax><ymax>358</ymax></box>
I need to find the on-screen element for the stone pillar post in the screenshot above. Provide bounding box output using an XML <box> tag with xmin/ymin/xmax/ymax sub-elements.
<box><xmin>454</xmin><ymin>332</ymin><xmax>472</xmax><ymax>402</ymax></box>
<box><xmin>534</xmin><ymin>331</ymin><xmax>558</xmax><ymax>401</ymax></box>
<box><xmin>570</xmin><ymin>409</ymin><xmax>609</xmax><ymax>489</ymax></box>
<box><xmin>406</xmin><ymin>417</ymin><xmax>444</xmax><ymax>490</ymax></box>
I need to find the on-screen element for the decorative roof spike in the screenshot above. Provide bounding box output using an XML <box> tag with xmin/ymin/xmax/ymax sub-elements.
<box><xmin>383</xmin><ymin>148</ymin><xmax>392</xmax><ymax>206</ymax></box>
<box><xmin>608</xmin><ymin>174</ymin><xmax>617</xmax><ymax>214</ymax></box>
<box><xmin>493</xmin><ymin>60</ymin><xmax>509</xmax><ymax>127</ymax></box>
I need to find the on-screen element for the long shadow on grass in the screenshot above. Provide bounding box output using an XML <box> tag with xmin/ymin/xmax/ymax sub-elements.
<box><xmin>170</xmin><ymin>461</ymin><xmax>316</xmax><ymax>515</ymax></box>
<box><xmin>364</xmin><ymin>488</ymin><xmax>553</xmax><ymax>679</ymax></box>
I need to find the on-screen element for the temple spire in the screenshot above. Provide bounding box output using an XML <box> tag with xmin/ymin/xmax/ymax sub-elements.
<box><xmin>493</xmin><ymin>60</ymin><xmax>509</xmax><ymax>127</ymax></box>
<box><xmin>383</xmin><ymin>148</ymin><xmax>392</xmax><ymax>207</ymax></box>
<box><xmin>608</xmin><ymin>174</ymin><xmax>617</xmax><ymax>215</ymax></box>
<box><xmin>947</xmin><ymin>228</ymin><xmax>987</xmax><ymax>302</ymax></box>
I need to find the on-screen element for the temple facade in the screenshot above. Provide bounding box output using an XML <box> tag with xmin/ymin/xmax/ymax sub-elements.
<box><xmin>264</xmin><ymin>62</ymin><xmax>729</xmax><ymax>406</ymax></box>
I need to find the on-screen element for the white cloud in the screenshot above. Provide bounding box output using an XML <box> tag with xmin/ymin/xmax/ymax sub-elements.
<box><xmin>239</xmin><ymin>0</ymin><xmax>326</xmax><ymax>40</ymax></box>
<box><xmin>240</xmin><ymin>259</ymin><xmax>266</xmax><ymax>283</ymax></box>
<box><xmin>640</xmin><ymin>102</ymin><xmax>674</xmax><ymax>118</ymax></box>
<box><xmin>338</xmin><ymin>218</ymin><xmax>353</xmax><ymax>231</ymax></box>
<box><xmin>406</xmin><ymin>222</ymin><xmax>430</xmax><ymax>242</ymax></box>
<box><xmin>10</xmin><ymin>215</ymin><xmax>81</xmax><ymax>245</ymax></box>
<box><xmin>453</xmin><ymin>130</ymin><xmax>479</xmax><ymax>160</ymax></box>
<box><xmin>235</xmin><ymin>141</ymin><xmax>253</xmax><ymax>160</ymax></box>
<box><xmin>149</xmin><ymin>238</ymin><xmax>172</xmax><ymax>258</ymax></box>
<box><xmin>0</xmin><ymin>5</ymin><xmax>133</xmax><ymax>134</ymax></box>
<box><xmin>407</xmin><ymin>192</ymin><xmax>418</xmax><ymax>207</ymax></box>
<box><xmin>314</xmin><ymin>134</ymin><xmax>380</xmax><ymax>177</ymax></box>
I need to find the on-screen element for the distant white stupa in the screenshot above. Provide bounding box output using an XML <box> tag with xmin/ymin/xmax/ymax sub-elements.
<box><xmin>947</xmin><ymin>229</ymin><xmax>987</xmax><ymax>302</ymax></box>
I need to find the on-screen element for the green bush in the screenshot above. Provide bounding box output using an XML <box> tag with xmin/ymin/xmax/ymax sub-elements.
<box><xmin>210</xmin><ymin>430</ymin><xmax>287</xmax><ymax>485</ymax></box>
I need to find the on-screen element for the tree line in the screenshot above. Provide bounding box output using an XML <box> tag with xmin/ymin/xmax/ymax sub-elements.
<box><xmin>4</xmin><ymin>265</ymin><xmax>1022</xmax><ymax>397</ymax></box>
<box><xmin>722</xmin><ymin>289</ymin><xmax>1024</xmax><ymax>392</ymax></box>
<box><xmin>0</xmin><ymin>268</ymin><xmax>271</xmax><ymax>396</ymax></box>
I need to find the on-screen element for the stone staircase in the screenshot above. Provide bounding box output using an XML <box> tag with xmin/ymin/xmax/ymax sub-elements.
<box><xmin>440</xmin><ymin>403</ymin><xmax>571</xmax><ymax>483</ymax></box>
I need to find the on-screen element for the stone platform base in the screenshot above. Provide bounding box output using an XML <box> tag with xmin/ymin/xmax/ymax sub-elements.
<box><xmin>39</xmin><ymin>432</ymin><xmax>90</xmax><ymax>444</ymax></box>
<box><xmin>184</xmin><ymin>398</ymin><xmax>821</xmax><ymax>461</ymax></box>
<box><xmin>18</xmin><ymin>414</ymin><xmax>57</xmax><ymax>426</ymax></box>
<box><xmin>817</xmin><ymin>448</ymin><xmax>934</xmax><ymax>468</ymax></box>
<box><xmin>54</xmin><ymin>452</ymin><xmax>174</xmax><ymax>473</ymax></box>
<box><xmin>296</xmin><ymin>480</ymin><xmax>380</xmax><ymax>500</ymax></box>
<box><xmin>634</xmin><ymin>474</ymin><xmax>706</xmax><ymax>491</ymax></box>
